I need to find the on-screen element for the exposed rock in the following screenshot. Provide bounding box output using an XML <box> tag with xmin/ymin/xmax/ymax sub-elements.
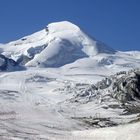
<box><xmin>96</xmin><ymin>77</ymin><xmax>112</xmax><ymax>89</ymax></box>
<box><xmin>0</xmin><ymin>54</ymin><xmax>19</xmax><ymax>71</ymax></box>
<box><xmin>112</xmin><ymin>69</ymin><xmax>140</xmax><ymax>102</ymax></box>
<box><xmin>72</xmin><ymin>117</ymin><xmax>117</xmax><ymax>128</ymax></box>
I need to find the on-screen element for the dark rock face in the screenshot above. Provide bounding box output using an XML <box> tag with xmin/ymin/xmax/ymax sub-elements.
<box><xmin>0</xmin><ymin>54</ymin><xmax>7</xmax><ymax>70</ymax></box>
<box><xmin>96</xmin><ymin>78</ymin><xmax>112</xmax><ymax>90</ymax></box>
<box><xmin>112</xmin><ymin>69</ymin><xmax>140</xmax><ymax>102</ymax></box>
<box><xmin>0</xmin><ymin>54</ymin><xmax>18</xmax><ymax>71</ymax></box>
<box><xmin>17</xmin><ymin>55</ymin><xmax>32</xmax><ymax>65</ymax></box>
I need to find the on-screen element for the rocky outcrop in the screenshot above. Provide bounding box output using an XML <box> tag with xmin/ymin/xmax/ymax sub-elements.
<box><xmin>111</xmin><ymin>69</ymin><xmax>140</xmax><ymax>102</ymax></box>
<box><xmin>0</xmin><ymin>54</ymin><xmax>19</xmax><ymax>71</ymax></box>
<box><xmin>93</xmin><ymin>68</ymin><xmax>140</xmax><ymax>103</ymax></box>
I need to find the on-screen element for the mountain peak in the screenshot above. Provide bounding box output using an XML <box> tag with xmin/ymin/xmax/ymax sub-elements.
<box><xmin>47</xmin><ymin>21</ymin><xmax>80</xmax><ymax>34</ymax></box>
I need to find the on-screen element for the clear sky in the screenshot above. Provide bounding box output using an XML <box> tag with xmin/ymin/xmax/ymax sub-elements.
<box><xmin>0</xmin><ymin>0</ymin><xmax>140</xmax><ymax>51</ymax></box>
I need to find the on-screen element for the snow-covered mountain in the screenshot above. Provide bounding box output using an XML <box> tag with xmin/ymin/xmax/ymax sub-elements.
<box><xmin>0</xmin><ymin>21</ymin><xmax>140</xmax><ymax>140</ymax></box>
<box><xmin>0</xmin><ymin>21</ymin><xmax>115</xmax><ymax>67</ymax></box>
<box><xmin>0</xmin><ymin>21</ymin><xmax>140</xmax><ymax>73</ymax></box>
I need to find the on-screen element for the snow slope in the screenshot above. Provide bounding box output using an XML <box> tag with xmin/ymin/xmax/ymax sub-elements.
<box><xmin>0</xmin><ymin>68</ymin><xmax>140</xmax><ymax>140</ymax></box>
<box><xmin>72</xmin><ymin>122</ymin><xmax>140</xmax><ymax>140</ymax></box>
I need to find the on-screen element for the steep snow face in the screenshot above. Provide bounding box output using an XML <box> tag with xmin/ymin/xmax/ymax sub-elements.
<box><xmin>26</xmin><ymin>37</ymin><xmax>87</xmax><ymax>67</ymax></box>
<box><xmin>0</xmin><ymin>21</ymin><xmax>115</xmax><ymax>67</ymax></box>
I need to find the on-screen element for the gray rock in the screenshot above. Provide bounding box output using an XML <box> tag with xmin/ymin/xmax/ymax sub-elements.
<box><xmin>112</xmin><ymin>69</ymin><xmax>140</xmax><ymax>102</ymax></box>
<box><xmin>0</xmin><ymin>54</ymin><xmax>19</xmax><ymax>71</ymax></box>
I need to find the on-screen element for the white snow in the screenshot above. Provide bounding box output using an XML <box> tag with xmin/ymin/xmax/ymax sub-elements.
<box><xmin>72</xmin><ymin>122</ymin><xmax>140</xmax><ymax>140</ymax></box>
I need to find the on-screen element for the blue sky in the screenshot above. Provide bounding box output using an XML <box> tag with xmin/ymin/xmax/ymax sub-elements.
<box><xmin>0</xmin><ymin>0</ymin><xmax>140</xmax><ymax>51</ymax></box>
